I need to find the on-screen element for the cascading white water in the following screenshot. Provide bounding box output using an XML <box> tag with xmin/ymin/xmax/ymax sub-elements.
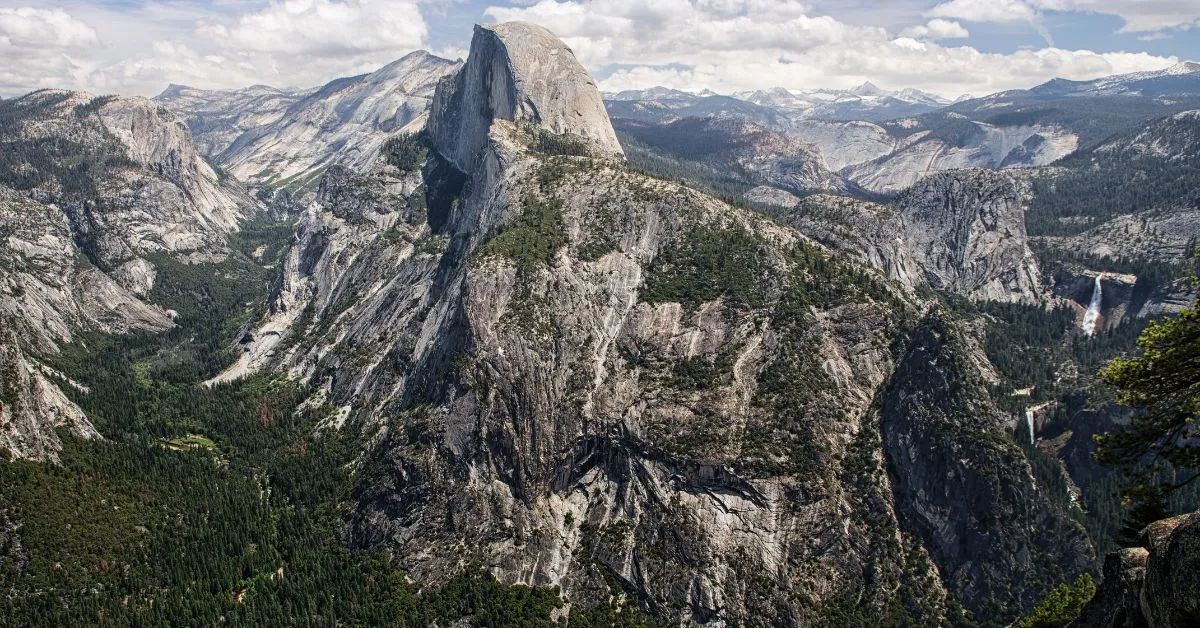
<box><xmin>1024</xmin><ymin>408</ymin><xmax>1036</xmax><ymax>444</ymax></box>
<box><xmin>1081</xmin><ymin>274</ymin><xmax>1103</xmax><ymax>336</ymax></box>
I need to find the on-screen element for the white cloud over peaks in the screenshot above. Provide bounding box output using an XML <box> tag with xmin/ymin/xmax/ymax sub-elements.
<box><xmin>929</xmin><ymin>0</ymin><xmax>1200</xmax><ymax>34</ymax></box>
<box><xmin>901</xmin><ymin>18</ymin><xmax>970</xmax><ymax>40</ymax></box>
<box><xmin>0</xmin><ymin>7</ymin><xmax>98</xmax><ymax>94</ymax></box>
<box><xmin>0</xmin><ymin>6</ymin><xmax>97</xmax><ymax>47</ymax></box>
<box><xmin>0</xmin><ymin>0</ymin><xmax>1191</xmax><ymax>100</ymax></box>
<box><xmin>1029</xmin><ymin>0</ymin><xmax>1200</xmax><ymax>33</ymax></box>
<box><xmin>926</xmin><ymin>0</ymin><xmax>1053</xmax><ymax>44</ymax></box>
<box><xmin>484</xmin><ymin>0</ymin><xmax>1176</xmax><ymax>99</ymax></box>
<box><xmin>117</xmin><ymin>0</ymin><xmax>430</xmax><ymax>91</ymax></box>
<box><xmin>1</xmin><ymin>1</ymin><xmax>431</xmax><ymax>97</ymax></box>
<box><xmin>486</xmin><ymin>0</ymin><xmax>884</xmax><ymax>66</ymax></box>
<box><xmin>927</xmin><ymin>0</ymin><xmax>1039</xmax><ymax>24</ymax></box>
<box><xmin>197</xmin><ymin>0</ymin><xmax>428</xmax><ymax>57</ymax></box>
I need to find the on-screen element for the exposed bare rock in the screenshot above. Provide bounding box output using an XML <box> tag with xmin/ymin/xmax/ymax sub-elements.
<box><xmin>0</xmin><ymin>325</ymin><xmax>96</xmax><ymax>461</ymax></box>
<box><xmin>1068</xmin><ymin>511</ymin><xmax>1200</xmax><ymax>628</ymax></box>
<box><xmin>238</xmin><ymin>93</ymin><xmax>1083</xmax><ymax>628</ymax></box>
<box><xmin>745</xmin><ymin>185</ymin><xmax>802</xmax><ymax>208</ymax></box>
<box><xmin>754</xmin><ymin>177</ymin><xmax>1035</xmax><ymax>302</ymax></box>
<box><xmin>1141</xmin><ymin>513</ymin><xmax>1200</xmax><ymax>627</ymax></box>
<box><xmin>212</xmin><ymin>51</ymin><xmax>459</xmax><ymax>194</ymax></box>
<box><xmin>1047</xmin><ymin>268</ymin><xmax>1196</xmax><ymax>336</ymax></box>
<box><xmin>783</xmin><ymin>119</ymin><xmax>898</xmax><ymax>170</ymax></box>
<box><xmin>0</xmin><ymin>186</ymin><xmax>171</xmax><ymax>354</ymax></box>
<box><xmin>900</xmin><ymin>169</ymin><xmax>1043</xmax><ymax>303</ymax></box>
<box><xmin>882</xmin><ymin>314</ymin><xmax>1093</xmax><ymax>613</ymax></box>
<box><xmin>260</xmin><ymin>144</ymin><xmax>1086</xmax><ymax>623</ymax></box>
<box><xmin>1036</xmin><ymin>207</ymin><xmax>1200</xmax><ymax>266</ymax></box>
<box><xmin>615</xmin><ymin>117</ymin><xmax>858</xmax><ymax>197</ymax></box>
<box><xmin>0</xmin><ymin>89</ymin><xmax>256</xmax><ymax>459</ymax></box>
<box><xmin>426</xmin><ymin>21</ymin><xmax>623</xmax><ymax>177</ymax></box>
<box><xmin>843</xmin><ymin>122</ymin><xmax>1077</xmax><ymax>195</ymax></box>
<box><xmin>209</xmin><ymin>157</ymin><xmax>429</xmax><ymax>386</ymax></box>
<box><xmin>1066</xmin><ymin>548</ymin><xmax>1149</xmax><ymax>628</ymax></box>
<box><xmin>153</xmin><ymin>83</ymin><xmax>308</xmax><ymax>157</ymax></box>
<box><xmin>215</xmin><ymin>21</ymin><xmax>1095</xmax><ymax>625</ymax></box>
<box><xmin>2</xmin><ymin>90</ymin><xmax>257</xmax><ymax>269</ymax></box>
<box><xmin>760</xmin><ymin>191</ymin><xmax>924</xmax><ymax>289</ymax></box>
<box><xmin>98</xmin><ymin>97</ymin><xmax>246</xmax><ymax>236</ymax></box>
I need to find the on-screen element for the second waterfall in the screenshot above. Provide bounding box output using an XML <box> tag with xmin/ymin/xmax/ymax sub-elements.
<box><xmin>1082</xmin><ymin>274</ymin><xmax>1103</xmax><ymax>336</ymax></box>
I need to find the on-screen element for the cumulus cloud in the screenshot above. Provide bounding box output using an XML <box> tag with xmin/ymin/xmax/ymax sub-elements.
<box><xmin>0</xmin><ymin>7</ymin><xmax>98</xmax><ymax>93</ymax></box>
<box><xmin>111</xmin><ymin>0</ymin><xmax>429</xmax><ymax>93</ymax></box>
<box><xmin>927</xmin><ymin>0</ymin><xmax>1039</xmax><ymax>24</ymax></box>
<box><xmin>926</xmin><ymin>0</ymin><xmax>1053</xmax><ymax>44</ymax></box>
<box><xmin>1</xmin><ymin>0</ymin><xmax>431</xmax><ymax>96</ymax></box>
<box><xmin>0</xmin><ymin>0</ymin><xmax>1190</xmax><ymax>100</ymax></box>
<box><xmin>1030</xmin><ymin>0</ymin><xmax>1200</xmax><ymax>33</ymax></box>
<box><xmin>0</xmin><ymin>6</ymin><xmax>97</xmax><ymax>47</ymax></box>
<box><xmin>196</xmin><ymin>0</ymin><xmax>427</xmax><ymax>58</ymax></box>
<box><xmin>901</xmin><ymin>18</ymin><xmax>971</xmax><ymax>40</ymax></box>
<box><xmin>484</xmin><ymin>0</ymin><xmax>1176</xmax><ymax>98</ymax></box>
<box><xmin>929</xmin><ymin>0</ymin><xmax>1200</xmax><ymax>35</ymax></box>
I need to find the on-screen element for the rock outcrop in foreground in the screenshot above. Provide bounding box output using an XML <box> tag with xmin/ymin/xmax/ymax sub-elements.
<box><xmin>1068</xmin><ymin>511</ymin><xmax>1200</xmax><ymax>627</ymax></box>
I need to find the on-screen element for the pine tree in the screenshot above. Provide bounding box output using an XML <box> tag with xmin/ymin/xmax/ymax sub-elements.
<box><xmin>1016</xmin><ymin>573</ymin><xmax>1096</xmax><ymax>628</ymax></box>
<box><xmin>1115</xmin><ymin>486</ymin><xmax>1169</xmax><ymax>547</ymax></box>
<box><xmin>1095</xmin><ymin>297</ymin><xmax>1200</xmax><ymax>493</ymax></box>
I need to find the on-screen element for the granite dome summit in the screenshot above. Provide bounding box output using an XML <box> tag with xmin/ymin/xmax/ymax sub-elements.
<box><xmin>427</xmin><ymin>21</ymin><xmax>624</xmax><ymax>174</ymax></box>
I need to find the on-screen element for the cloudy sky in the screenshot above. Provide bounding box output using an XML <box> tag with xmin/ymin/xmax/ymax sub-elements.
<box><xmin>1</xmin><ymin>0</ymin><xmax>1198</xmax><ymax>99</ymax></box>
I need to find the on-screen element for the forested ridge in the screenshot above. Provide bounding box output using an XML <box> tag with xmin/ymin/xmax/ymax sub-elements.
<box><xmin>1027</xmin><ymin>111</ymin><xmax>1200</xmax><ymax>237</ymax></box>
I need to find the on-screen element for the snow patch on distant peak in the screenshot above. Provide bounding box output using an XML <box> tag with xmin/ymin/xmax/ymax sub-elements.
<box><xmin>852</xmin><ymin>81</ymin><xmax>886</xmax><ymax>97</ymax></box>
<box><xmin>1165</xmin><ymin>61</ymin><xmax>1200</xmax><ymax>76</ymax></box>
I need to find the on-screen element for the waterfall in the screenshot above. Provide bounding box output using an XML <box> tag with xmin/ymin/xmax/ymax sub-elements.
<box><xmin>1081</xmin><ymin>274</ymin><xmax>1103</xmax><ymax>336</ymax></box>
<box><xmin>1024</xmin><ymin>408</ymin><xmax>1036</xmax><ymax>444</ymax></box>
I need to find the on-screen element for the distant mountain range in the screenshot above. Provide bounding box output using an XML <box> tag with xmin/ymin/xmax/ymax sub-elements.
<box><xmin>155</xmin><ymin>51</ymin><xmax>459</xmax><ymax>195</ymax></box>
<box><xmin>608</xmin><ymin>81</ymin><xmax>950</xmax><ymax>123</ymax></box>
<box><xmin>149</xmin><ymin>56</ymin><xmax>1200</xmax><ymax>201</ymax></box>
<box><xmin>604</xmin><ymin>61</ymin><xmax>1200</xmax><ymax>195</ymax></box>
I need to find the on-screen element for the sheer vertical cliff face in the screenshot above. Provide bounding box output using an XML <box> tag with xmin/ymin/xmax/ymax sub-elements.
<box><xmin>426</xmin><ymin>22</ymin><xmax>623</xmax><ymax>177</ymax></box>
<box><xmin>300</xmin><ymin>156</ymin><xmax>958</xmax><ymax>623</ymax></box>
<box><xmin>900</xmin><ymin>170</ymin><xmax>1043</xmax><ymax>303</ymax></box>
<box><xmin>756</xmin><ymin>192</ymin><xmax>926</xmax><ymax>289</ymax></box>
<box><xmin>749</xmin><ymin>171</ymin><xmax>1044</xmax><ymax>304</ymax></box>
<box><xmin>96</xmin><ymin>96</ymin><xmax>248</xmax><ymax>236</ymax></box>
<box><xmin>422</xmin><ymin>21</ymin><xmax>624</xmax><ymax>238</ymax></box>
<box><xmin>0</xmin><ymin>90</ymin><xmax>255</xmax><ymax>350</ymax></box>
<box><xmin>6</xmin><ymin>91</ymin><xmax>255</xmax><ymax>270</ymax></box>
